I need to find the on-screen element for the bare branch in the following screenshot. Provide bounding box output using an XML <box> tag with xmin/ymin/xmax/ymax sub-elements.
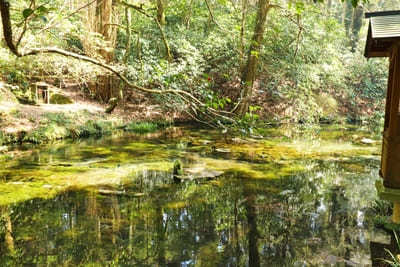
<box><xmin>118</xmin><ymin>0</ymin><xmax>172</xmax><ymax>61</ymax></box>
<box><xmin>38</xmin><ymin>0</ymin><xmax>100</xmax><ymax>34</ymax></box>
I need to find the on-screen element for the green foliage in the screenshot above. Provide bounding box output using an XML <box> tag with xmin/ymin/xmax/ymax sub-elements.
<box><xmin>382</xmin><ymin>232</ymin><xmax>400</xmax><ymax>267</ymax></box>
<box><xmin>0</xmin><ymin>0</ymin><xmax>390</xmax><ymax>128</ymax></box>
<box><xmin>236</xmin><ymin>106</ymin><xmax>261</xmax><ymax>134</ymax></box>
<box><xmin>205</xmin><ymin>90</ymin><xmax>231</xmax><ymax>110</ymax></box>
<box><xmin>0</xmin><ymin>131</ymin><xmax>5</xmax><ymax>146</ymax></box>
<box><xmin>124</xmin><ymin>121</ymin><xmax>170</xmax><ymax>134</ymax></box>
<box><xmin>23</xmin><ymin>123</ymin><xmax>68</xmax><ymax>143</ymax></box>
<box><xmin>68</xmin><ymin>120</ymin><xmax>114</xmax><ymax>139</ymax></box>
<box><xmin>371</xmin><ymin>199</ymin><xmax>393</xmax><ymax>216</ymax></box>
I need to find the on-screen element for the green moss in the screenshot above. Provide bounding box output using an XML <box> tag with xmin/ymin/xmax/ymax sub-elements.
<box><xmin>49</xmin><ymin>94</ymin><xmax>73</xmax><ymax>104</ymax></box>
<box><xmin>0</xmin><ymin>161</ymin><xmax>174</xmax><ymax>206</ymax></box>
<box><xmin>0</xmin><ymin>182</ymin><xmax>59</xmax><ymax>206</ymax></box>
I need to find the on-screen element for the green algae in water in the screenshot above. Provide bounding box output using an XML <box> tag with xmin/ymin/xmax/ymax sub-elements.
<box><xmin>0</xmin><ymin>124</ymin><xmax>386</xmax><ymax>266</ymax></box>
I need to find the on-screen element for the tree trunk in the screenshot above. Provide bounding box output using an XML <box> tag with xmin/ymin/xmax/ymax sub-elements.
<box><xmin>326</xmin><ymin>0</ymin><xmax>332</xmax><ymax>16</ymax></box>
<box><xmin>183</xmin><ymin>0</ymin><xmax>194</xmax><ymax>29</ymax></box>
<box><xmin>245</xmin><ymin>194</ymin><xmax>260</xmax><ymax>267</ymax></box>
<box><xmin>154</xmin><ymin>17</ymin><xmax>172</xmax><ymax>62</ymax></box>
<box><xmin>157</xmin><ymin>0</ymin><xmax>166</xmax><ymax>25</ymax></box>
<box><xmin>84</xmin><ymin>0</ymin><xmax>118</xmax><ymax>61</ymax></box>
<box><xmin>84</xmin><ymin>0</ymin><xmax>119</xmax><ymax>102</ymax></box>
<box><xmin>97</xmin><ymin>0</ymin><xmax>117</xmax><ymax>62</ymax></box>
<box><xmin>239</xmin><ymin>0</ymin><xmax>248</xmax><ymax>67</ymax></box>
<box><xmin>350</xmin><ymin>5</ymin><xmax>363</xmax><ymax>52</ymax></box>
<box><xmin>343</xmin><ymin>1</ymin><xmax>353</xmax><ymax>39</ymax></box>
<box><xmin>238</xmin><ymin>0</ymin><xmax>271</xmax><ymax>116</ymax></box>
<box><xmin>123</xmin><ymin>7</ymin><xmax>132</xmax><ymax>63</ymax></box>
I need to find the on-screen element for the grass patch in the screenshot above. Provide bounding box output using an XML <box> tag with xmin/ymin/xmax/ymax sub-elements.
<box><xmin>23</xmin><ymin>123</ymin><xmax>68</xmax><ymax>143</ymax></box>
<box><xmin>68</xmin><ymin>120</ymin><xmax>115</xmax><ymax>139</ymax></box>
<box><xmin>124</xmin><ymin>121</ymin><xmax>171</xmax><ymax>134</ymax></box>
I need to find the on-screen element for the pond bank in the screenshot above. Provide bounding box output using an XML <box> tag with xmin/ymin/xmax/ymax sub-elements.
<box><xmin>0</xmin><ymin>85</ymin><xmax>175</xmax><ymax>148</ymax></box>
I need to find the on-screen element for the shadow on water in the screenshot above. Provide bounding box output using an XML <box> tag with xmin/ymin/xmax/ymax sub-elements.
<box><xmin>0</xmin><ymin>125</ymin><xmax>392</xmax><ymax>266</ymax></box>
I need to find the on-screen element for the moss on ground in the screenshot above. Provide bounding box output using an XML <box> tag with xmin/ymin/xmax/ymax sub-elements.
<box><xmin>49</xmin><ymin>93</ymin><xmax>73</xmax><ymax>104</ymax></box>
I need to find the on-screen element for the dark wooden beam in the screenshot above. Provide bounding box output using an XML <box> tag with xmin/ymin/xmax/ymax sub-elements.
<box><xmin>388</xmin><ymin>45</ymin><xmax>400</xmax><ymax>138</ymax></box>
<box><xmin>365</xmin><ymin>10</ymin><xmax>400</xmax><ymax>18</ymax></box>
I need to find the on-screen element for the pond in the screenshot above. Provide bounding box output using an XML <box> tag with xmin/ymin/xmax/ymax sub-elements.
<box><xmin>0</xmin><ymin>124</ymin><xmax>390</xmax><ymax>266</ymax></box>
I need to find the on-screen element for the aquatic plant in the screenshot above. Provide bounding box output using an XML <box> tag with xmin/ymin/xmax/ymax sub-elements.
<box><xmin>173</xmin><ymin>159</ymin><xmax>183</xmax><ymax>183</ymax></box>
<box><xmin>382</xmin><ymin>232</ymin><xmax>400</xmax><ymax>267</ymax></box>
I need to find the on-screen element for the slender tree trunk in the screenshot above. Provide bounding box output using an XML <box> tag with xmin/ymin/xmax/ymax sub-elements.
<box><xmin>343</xmin><ymin>1</ymin><xmax>353</xmax><ymax>38</ymax></box>
<box><xmin>350</xmin><ymin>5</ymin><xmax>363</xmax><ymax>52</ymax></box>
<box><xmin>184</xmin><ymin>0</ymin><xmax>194</xmax><ymax>29</ymax></box>
<box><xmin>123</xmin><ymin>7</ymin><xmax>132</xmax><ymax>63</ymax></box>
<box><xmin>239</xmin><ymin>0</ymin><xmax>248</xmax><ymax>67</ymax></box>
<box><xmin>155</xmin><ymin>204</ymin><xmax>166</xmax><ymax>266</ymax></box>
<box><xmin>157</xmin><ymin>0</ymin><xmax>166</xmax><ymax>25</ymax></box>
<box><xmin>326</xmin><ymin>0</ymin><xmax>332</xmax><ymax>16</ymax></box>
<box><xmin>154</xmin><ymin>17</ymin><xmax>172</xmax><ymax>61</ymax></box>
<box><xmin>238</xmin><ymin>0</ymin><xmax>271</xmax><ymax>116</ymax></box>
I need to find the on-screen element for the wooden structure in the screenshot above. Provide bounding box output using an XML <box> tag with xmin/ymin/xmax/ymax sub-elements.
<box><xmin>34</xmin><ymin>82</ymin><xmax>51</xmax><ymax>104</ymax></box>
<box><xmin>365</xmin><ymin>10</ymin><xmax>400</xmax><ymax>189</ymax></box>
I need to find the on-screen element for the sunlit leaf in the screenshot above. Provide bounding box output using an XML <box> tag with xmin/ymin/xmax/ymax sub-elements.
<box><xmin>22</xmin><ymin>8</ymin><xmax>33</xmax><ymax>19</ymax></box>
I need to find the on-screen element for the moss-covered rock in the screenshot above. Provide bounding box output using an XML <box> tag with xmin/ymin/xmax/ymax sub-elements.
<box><xmin>50</xmin><ymin>93</ymin><xmax>73</xmax><ymax>104</ymax></box>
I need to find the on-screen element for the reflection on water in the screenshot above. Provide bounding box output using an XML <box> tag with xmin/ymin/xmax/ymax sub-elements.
<box><xmin>0</xmin><ymin>125</ymin><xmax>386</xmax><ymax>266</ymax></box>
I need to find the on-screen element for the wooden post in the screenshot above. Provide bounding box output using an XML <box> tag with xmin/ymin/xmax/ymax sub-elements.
<box><xmin>382</xmin><ymin>44</ymin><xmax>400</xmax><ymax>189</ymax></box>
<box><xmin>384</xmin><ymin>51</ymin><xmax>395</xmax><ymax>130</ymax></box>
<box><xmin>47</xmin><ymin>87</ymin><xmax>50</xmax><ymax>104</ymax></box>
<box><xmin>394</xmin><ymin>202</ymin><xmax>400</xmax><ymax>223</ymax></box>
<box><xmin>35</xmin><ymin>83</ymin><xmax>38</xmax><ymax>103</ymax></box>
<box><xmin>388</xmin><ymin>45</ymin><xmax>400</xmax><ymax>138</ymax></box>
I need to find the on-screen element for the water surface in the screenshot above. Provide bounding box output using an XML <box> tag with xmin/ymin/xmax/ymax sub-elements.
<box><xmin>0</xmin><ymin>125</ymin><xmax>386</xmax><ymax>266</ymax></box>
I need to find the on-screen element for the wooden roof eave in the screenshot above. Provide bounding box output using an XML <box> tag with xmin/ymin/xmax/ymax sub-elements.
<box><xmin>365</xmin><ymin>22</ymin><xmax>398</xmax><ymax>58</ymax></box>
<box><xmin>365</xmin><ymin>21</ymin><xmax>373</xmax><ymax>58</ymax></box>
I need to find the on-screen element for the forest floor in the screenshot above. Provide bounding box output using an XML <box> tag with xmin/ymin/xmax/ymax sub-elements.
<box><xmin>0</xmin><ymin>80</ymin><xmax>184</xmax><ymax>145</ymax></box>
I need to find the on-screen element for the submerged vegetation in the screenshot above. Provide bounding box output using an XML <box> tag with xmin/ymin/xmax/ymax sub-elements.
<box><xmin>0</xmin><ymin>125</ymin><xmax>384</xmax><ymax>265</ymax></box>
<box><xmin>0</xmin><ymin>0</ymin><xmax>397</xmax><ymax>265</ymax></box>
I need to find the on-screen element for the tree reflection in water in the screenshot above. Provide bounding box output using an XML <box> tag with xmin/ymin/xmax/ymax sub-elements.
<box><xmin>0</xmin><ymin>163</ymin><xmax>381</xmax><ymax>266</ymax></box>
<box><xmin>0</xmin><ymin>125</ymin><xmax>385</xmax><ymax>266</ymax></box>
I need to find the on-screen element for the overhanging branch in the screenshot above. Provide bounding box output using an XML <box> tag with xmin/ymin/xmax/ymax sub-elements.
<box><xmin>0</xmin><ymin>0</ymin><xmax>235</xmax><ymax>125</ymax></box>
